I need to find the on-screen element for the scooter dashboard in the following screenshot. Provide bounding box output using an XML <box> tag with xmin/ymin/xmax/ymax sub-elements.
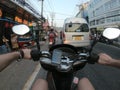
<box><xmin>52</xmin><ymin>49</ymin><xmax>62</xmax><ymax>64</ymax></box>
<box><xmin>51</xmin><ymin>49</ymin><xmax>73</xmax><ymax>71</ymax></box>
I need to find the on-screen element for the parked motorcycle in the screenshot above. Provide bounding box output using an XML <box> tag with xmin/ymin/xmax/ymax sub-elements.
<box><xmin>12</xmin><ymin>25</ymin><xmax>120</xmax><ymax>90</ymax></box>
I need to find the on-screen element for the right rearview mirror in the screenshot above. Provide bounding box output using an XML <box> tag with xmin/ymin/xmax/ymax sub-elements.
<box><xmin>103</xmin><ymin>28</ymin><xmax>120</xmax><ymax>39</ymax></box>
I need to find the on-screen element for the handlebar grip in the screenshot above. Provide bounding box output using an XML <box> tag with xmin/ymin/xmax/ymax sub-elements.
<box><xmin>88</xmin><ymin>53</ymin><xmax>99</xmax><ymax>64</ymax></box>
<box><xmin>30</xmin><ymin>49</ymin><xmax>40</xmax><ymax>61</ymax></box>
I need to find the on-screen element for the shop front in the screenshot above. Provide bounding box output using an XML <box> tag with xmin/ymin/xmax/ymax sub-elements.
<box><xmin>0</xmin><ymin>0</ymin><xmax>40</xmax><ymax>50</ymax></box>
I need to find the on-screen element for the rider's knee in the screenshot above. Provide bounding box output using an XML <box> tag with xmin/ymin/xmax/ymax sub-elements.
<box><xmin>32</xmin><ymin>79</ymin><xmax>48</xmax><ymax>90</ymax></box>
<box><xmin>80</xmin><ymin>77</ymin><xmax>90</xmax><ymax>82</ymax></box>
<box><xmin>37</xmin><ymin>79</ymin><xmax>48</xmax><ymax>84</ymax></box>
<box><xmin>78</xmin><ymin>77</ymin><xmax>95</xmax><ymax>90</ymax></box>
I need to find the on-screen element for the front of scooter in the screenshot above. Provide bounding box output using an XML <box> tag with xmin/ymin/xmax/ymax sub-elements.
<box><xmin>39</xmin><ymin>44</ymin><xmax>89</xmax><ymax>90</ymax></box>
<box><xmin>12</xmin><ymin>24</ymin><xmax>120</xmax><ymax>90</ymax></box>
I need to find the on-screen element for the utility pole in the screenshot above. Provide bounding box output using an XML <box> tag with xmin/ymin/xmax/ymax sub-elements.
<box><xmin>35</xmin><ymin>0</ymin><xmax>44</xmax><ymax>50</ymax></box>
<box><xmin>41</xmin><ymin>0</ymin><xmax>44</xmax><ymax>29</ymax></box>
<box><xmin>38</xmin><ymin>0</ymin><xmax>44</xmax><ymax>42</ymax></box>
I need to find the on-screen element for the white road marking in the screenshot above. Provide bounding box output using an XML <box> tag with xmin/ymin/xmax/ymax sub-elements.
<box><xmin>22</xmin><ymin>63</ymin><xmax>41</xmax><ymax>90</ymax></box>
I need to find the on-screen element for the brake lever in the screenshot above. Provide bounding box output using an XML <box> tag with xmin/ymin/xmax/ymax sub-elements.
<box><xmin>72</xmin><ymin>53</ymin><xmax>89</xmax><ymax>63</ymax></box>
<box><xmin>79</xmin><ymin>52</ymin><xmax>90</xmax><ymax>57</ymax></box>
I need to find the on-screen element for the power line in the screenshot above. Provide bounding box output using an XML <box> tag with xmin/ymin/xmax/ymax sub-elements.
<box><xmin>44</xmin><ymin>0</ymin><xmax>55</xmax><ymax>22</ymax></box>
<box><xmin>46</xmin><ymin>0</ymin><xmax>54</xmax><ymax>12</ymax></box>
<box><xmin>49</xmin><ymin>0</ymin><xmax>55</xmax><ymax>12</ymax></box>
<box><xmin>44</xmin><ymin>10</ymin><xmax>73</xmax><ymax>16</ymax></box>
<box><xmin>44</xmin><ymin>4</ymin><xmax>49</xmax><ymax>17</ymax></box>
<box><xmin>49</xmin><ymin>18</ymin><xmax>65</xmax><ymax>20</ymax></box>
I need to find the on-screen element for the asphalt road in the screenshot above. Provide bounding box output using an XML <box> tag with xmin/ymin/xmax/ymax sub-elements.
<box><xmin>76</xmin><ymin>63</ymin><xmax>120</xmax><ymax>90</ymax></box>
<box><xmin>0</xmin><ymin>36</ymin><xmax>120</xmax><ymax>90</ymax></box>
<box><xmin>0</xmin><ymin>59</ymin><xmax>38</xmax><ymax>90</ymax></box>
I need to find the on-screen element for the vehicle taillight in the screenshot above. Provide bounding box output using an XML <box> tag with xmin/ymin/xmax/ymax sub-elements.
<box><xmin>63</xmin><ymin>32</ymin><xmax>65</xmax><ymax>41</ymax></box>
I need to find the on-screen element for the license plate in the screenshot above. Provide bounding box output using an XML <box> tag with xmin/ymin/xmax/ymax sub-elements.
<box><xmin>72</xmin><ymin>36</ymin><xmax>83</xmax><ymax>40</ymax></box>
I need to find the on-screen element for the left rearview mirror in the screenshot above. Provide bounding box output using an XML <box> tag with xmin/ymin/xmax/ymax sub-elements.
<box><xmin>12</xmin><ymin>24</ymin><xmax>30</xmax><ymax>35</ymax></box>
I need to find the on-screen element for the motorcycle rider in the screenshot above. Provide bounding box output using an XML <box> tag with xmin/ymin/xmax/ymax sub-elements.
<box><xmin>0</xmin><ymin>49</ymin><xmax>120</xmax><ymax>90</ymax></box>
<box><xmin>48</xmin><ymin>28</ymin><xmax>57</xmax><ymax>45</ymax></box>
<box><xmin>0</xmin><ymin>48</ymin><xmax>94</xmax><ymax>90</ymax></box>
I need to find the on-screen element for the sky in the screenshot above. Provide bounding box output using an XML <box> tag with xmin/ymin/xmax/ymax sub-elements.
<box><xmin>28</xmin><ymin>0</ymin><xmax>90</xmax><ymax>27</ymax></box>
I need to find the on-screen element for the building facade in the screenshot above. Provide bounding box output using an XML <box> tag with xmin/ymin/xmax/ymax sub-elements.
<box><xmin>0</xmin><ymin>0</ymin><xmax>41</xmax><ymax>50</ymax></box>
<box><xmin>88</xmin><ymin>0</ymin><xmax>120</xmax><ymax>31</ymax></box>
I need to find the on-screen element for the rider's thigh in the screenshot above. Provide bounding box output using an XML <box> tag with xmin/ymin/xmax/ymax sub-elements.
<box><xmin>32</xmin><ymin>79</ymin><xmax>48</xmax><ymax>90</ymax></box>
<box><xmin>78</xmin><ymin>77</ymin><xmax>95</xmax><ymax>90</ymax></box>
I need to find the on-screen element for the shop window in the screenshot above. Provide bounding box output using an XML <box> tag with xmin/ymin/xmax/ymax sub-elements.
<box><xmin>106</xmin><ymin>17</ymin><xmax>111</xmax><ymax>23</ymax></box>
<box><xmin>9</xmin><ymin>23</ymin><xmax>13</xmax><ymax>28</ymax></box>
<box><xmin>15</xmin><ymin>16</ymin><xmax>22</xmax><ymax>23</ymax></box>
<box><xmin>23</xmin><ymin>19</ymin><xmax>28</xmax><ymax>25</ymax></box>
<box><xmin>5</xmin><ymin>22</ymin><xmax>9</xmax><ymax>28</ymax></box>
<box><xmin>105</xmin><ymin>1</ymin><xmax>111</xmax><ymax>11</ymax></box>
<box><xmin>0</xmin><ymin>8</ymin><xmax>2</xmax><ymax>17</ymax></box>
<box><xmin>111</xmin><ymin>0</ymin><xmax>118</xmax><ymax>8</ymax></box>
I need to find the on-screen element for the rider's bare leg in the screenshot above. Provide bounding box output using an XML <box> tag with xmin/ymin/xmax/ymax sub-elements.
<box><xmin>32</xmin><ymin>79</ymin><xmax>48</xmax><ymax>90</ymax></box>
<box><xmin>78</xmin><ymin>77</ymin><xmax>95</xmax><ymax>90</ymax></box>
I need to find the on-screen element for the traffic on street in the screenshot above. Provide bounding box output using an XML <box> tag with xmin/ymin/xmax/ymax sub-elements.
<box><xmin>0</xmin><ymin>0</ymin><xmax>120</xmax><ymax>90</ymax></box>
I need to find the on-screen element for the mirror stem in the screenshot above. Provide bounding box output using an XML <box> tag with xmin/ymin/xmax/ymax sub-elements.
<box><xmin>35</xmin><ymin>31</ymin><xmax>40</xmax><ymax>51</ymax></box>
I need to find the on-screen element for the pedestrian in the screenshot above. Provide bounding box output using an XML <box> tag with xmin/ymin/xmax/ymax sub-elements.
<box><xmin>4</xmin><ymin>22</ymin><xmax>13</xmax><ymax>51</ymax></box>
<box><xmin>0</xmin><ymin>21</ymin><xmax>8</xmax><ymax>54</ymax></box>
